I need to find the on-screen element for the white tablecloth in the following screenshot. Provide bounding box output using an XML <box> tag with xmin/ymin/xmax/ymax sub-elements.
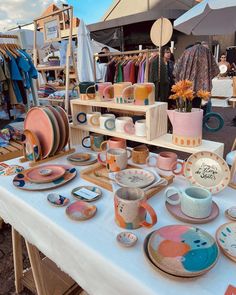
<box><xmin>0</xmin><ymin>149</ymin><xmax>236</xmax><ymax>295</ymax></box>
<box><xmin>212</xmin><ymin>77</ymin><xmax>233</xmax><ymax>98</ymax></box>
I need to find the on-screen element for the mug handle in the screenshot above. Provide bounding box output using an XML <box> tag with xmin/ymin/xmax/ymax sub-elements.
<box><xmin>76</xmin><ymin>112</ymin><xmax>87</xmax><ymax>124</ymax></box>
<box><xmin>86</xmin><ymin>85</ymin><xmax>96</xmax><ymax>99</ymax></box>
<box><xmin>165</xmin><ymin>186</ymin><xmax>181</xmax><ymax>205</ymax></box>
<box><xmin>139</xmin><ymin>201</ymin><xmax>157</xmax><ymax>228</ymax></box>
<box><xmin>100</xmin><ymin>140</ymin><xmax>108</xmax><ymax>151</ymax></box>
<box><xmin>122</xmin><ymin>86</ymin><xmax>135</xmax><ymax>104</ymax></box>
<box><xmin>97</xmin><ymin>152</ymin><xmax>106</xmax><ymax>166</ymax></box>
<box><xmin>126</xmin><ymin>148</ymin><xmax>132</xmax><ymax>159</ymax></box>
<box><xmin>103</xmin><ymin>85</ymin><xmax>114</xmax><ymax>101</ymax></box>
<box><xmin>89</xmin><ymin>114</ymin><xmax>100</xmax><ymax>127</ymax></box>
<box><xmin>82</xmin><ymin>136</ymin><xmax>91</xmax><ymax>148</ymax></box>
<box><xmin>146</xmin><ymin>155</ymin><xmax>158</xmax><ymax>167</ymax></box>
<box><xmin>203</xmin><ymin>112</ymin><xmax>224</xmax><ymax>132</ymax></box>
<box><xmin>171</xmin><ymin>160</ymin><xmax>185</xmax><ymax>176</ymax></box>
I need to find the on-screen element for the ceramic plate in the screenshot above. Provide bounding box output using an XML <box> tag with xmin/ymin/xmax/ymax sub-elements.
<box><xmin>184</xmin><ymin>151</ymin><xmax>231</xmax><ymax>194</ymax></box>
<box><xmin>24</xmin><ymin>107</ymin><xmax>54</xmax><ymax>158</ymax></box>
<box><xmin>0</xmin><ymin>164</ymin><xmax>24</xmax><ymax>176</ymax></box>
<box><xmin>116</xmin><ymin>232</ymin><xmax>138</xmax><ymax>247</ymax></box>
<box><xmin>68</xmin><ymin>153</ymin><xmax>91</xmax><ymax>162</ymax></box>
<box><xmin>23</xmin><ymin>129</ymin><xmax>41</xmax><ymax>161</ymax></box>
<box><xmin>115</xmin><ymin>169</ymin><xmax>155</xmax><ymax>188</ymax></box>
<box><xmin>47</xmin><ymin>193</ymin><xmax>70</xmax><ymax>207</ymax></box>
<box><xmin>66</xmin><ymin>201</ymin><xmax>97</xmax><ymax>221</ymax></box>
<box><xmin>165</xmin><ymin>197</ymin><xmax>219</xmax><ymax>224</ymax></box>
<box><xmin>147</xmin><ymin>225</ymin><xmax>219</xmax><ymax>277</ymax></box>
<box><xmin>13</xmin><ymin>165</ymin><xmax>76</xmax><ymax>191</ymax></box>
<box><xmin>216</xmin><ymin>222</ymin><xmax>236</xmax><ymax>262</ymax></box>
<box><xmin>225</xmin><ymin>207</ymin><xmax>236</xmax><ymax>221</ymax></box>
<box><xmin>54</xmin><ymin>106</ymin><xmax>69</xmax><ymax>149</ymax></box>
<box><xmin>24</xmin><ymin>165</ymin><xmax>66</xmax><ymax>183</ymax></box>
<box><xmin>67</xmin><ymin>153</ymin><xmax>97</xmax><ymax>166</ymax></box>
<box><xmin>71</xmin><ymin>186</ymin><xmax>102</xmax><ymax>202</ymax></box>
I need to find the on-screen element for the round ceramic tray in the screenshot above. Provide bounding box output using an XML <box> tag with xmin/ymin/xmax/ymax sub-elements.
<box><xmin>147</xmin><ymin>225</ymin><xmax>219</xmax><ymax>277</ymax></box>
<box><xmin>24</xmin><ymin>165</ymin><xmax>66</xmax><ymax>183</ymax></box>
<box><xmin>71</xmin><ymin>186</ymin><xmax>102</xmax><ymax>202</ymax></box>
<box><xmin>225</xmin><ymin>207</ymin><xmax>236</xmax><ymax>221</ymax></box>
<box><xmin>216</xmin><ymin>222</ymin><xmax>236</xmax><ymax>263</ymax></box>
<box><xmin>115</xmin><ymin>169</ymin><xmax>155</xmax><ymax>188</ymax></box>
<box><xmin>66</xmin><ymin>201</ymin><xmax>97</xmax><ymax>221</ymax></box>
<box><xmin>24</xmin><ymin>107</ymin><xmax>54</xmax><ymax>159</ymax></box>
<box><xmin>54</xmin><ymin>106</ymin><xmax>69</xmax><ymax>150</ymax></box>
<box><xmin>68</xmin><ymin>153</ymin><xmax>91</xmax><ymax>162</ymax></box>
<box><xmin>184</xmin><ymin>151</ymin><xmax>231</xmax><ymax>194</ymax></box>
<box><xmin>67</xmin><ymin>153</ymin><xmax>97</xmax><ymax>166</ymax></box>
<box><xmin>165</xmin><ymin>196</ymin><xmax>219</xmax><ymax>224</ymax></box>
<box><xmin>47</xmin><ymin>193</ymin><xmax>70</xmax><ymax>207</ymax></box>
<box><xmin>13</xmin><ymin>165</ymin><xmax>76</xmax><ymax>191</ymax></box>
<box><xmin>23</xmin><ymin>129</ymin><xmax>41</xmax><ymax>161</ymax></box>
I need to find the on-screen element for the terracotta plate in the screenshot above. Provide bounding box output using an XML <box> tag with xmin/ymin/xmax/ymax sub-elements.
<box><xmin>66</xmin><ymin>201</ymin><xmax>97</xmax><ymax>221</ymax></box>
<box><xmin>184</xmin><ymin>151</ymin><xmax>231</xmax><ymax>194</ymax></box>
<box><xmin>54</xmin><ymin>106</ymin><xmax>69</xmax><ymax>149</ymax></box>
<box><xmin>13</xmin><ymin>165</ymin><xmax>76</xmax><ymax>191</ymax></box>
<box><xmin>24</xmin><ymin>107</ymin><xmax>54</xmax><ymax>159</ymax></box>
<box><xmin>24</xmin><ymin>165</ymin><xmax>66</xmax><ymax>183</ymax></box>
<box><xmin>115</xmin><ymin>169</ymin><xmax>156</xmax><ymax>188</ymax></box>
<box><xmin>23</xmin><ymin>129</ymin><xmax>41</xmax><ymax>161</ymax></box>
<box><xmin>147</xmin><ymin>225</ymin><xmax>219</xmax><ymax>277</ymax></box>
<box><xmin>216</xmin><ymin>222</ymin><xmax>236</xmax><ymax>262</ymax></box>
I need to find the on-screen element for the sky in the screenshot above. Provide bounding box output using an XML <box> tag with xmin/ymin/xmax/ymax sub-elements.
<box><xmin>0</xmin><ymin>0</ymin><xmax>113</xmax><ymax>31</ymax></box>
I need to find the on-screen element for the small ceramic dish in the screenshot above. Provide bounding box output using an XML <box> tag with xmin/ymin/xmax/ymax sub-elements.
<box><xmin>225</xmin><ymin>207</ymin><xmax>236</xmax><ymax>221</ymax></box>
<box><xmin>71</xmin><ymin>186</ymin><xmax>102</xmax><ymax>202</ymax></box>
<box><xmin>47</xmin><ymin>193</ymin><xmax>70</xmax><ymax>207</ymax></box>
<box><xmin>66</xmin><ymin>201</ymin><xmax>97</xmax><ymax>221</ymax></box>
<box><xmin>39</xmin><ymin>169</ymin><xmax>53</xmax><ymax>176</ymax></box>
<box><xmin>116</xmin><ymin>232</ymin><xmax>138</xmax><ymax>247</ymax></box>
<box><xmin>68</xmin><ymin>153</ymin><xmax>91</xmax><ymax>162</ymax></box>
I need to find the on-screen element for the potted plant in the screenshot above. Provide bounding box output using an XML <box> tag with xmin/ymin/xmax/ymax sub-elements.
<box><xmin>167</xmin><ymin>80</ymin><xmax>210</xmax><ymax>147</ymax></box>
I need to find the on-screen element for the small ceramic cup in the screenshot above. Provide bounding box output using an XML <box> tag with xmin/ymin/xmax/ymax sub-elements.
<box><xmin>124</xmin><ymin>119</ymin><xmax>146</xmax><ymax>137</ymax></box>
<box><xmin>86</xmin><ymin>112</ymin><xmax>101</xmax><ymax>127</ymax></box>
<box><xmin>99</xmin><ymin>114</ymin><xmax>116</xmax><ymax>130</ymax></box>
<box><xmin>97</xmin><ymin>148</ymin><xmax>131</xmax><ymax>172</ymax></box>
<box><xmin>103</xmin><ymin>82</ymin><xmax>132</xmax><ymax>103</ymax></box>
<box><xmin>165</xmin><ymin>186</ymin><xmax>212</xmax><ymax>219</ymax></box>
<box><xmin>115</xmin><ymin>117</ymin><xmax>133</xmax><ymax>133</ymax></box>
<box><xmin>146</xmin><ymin>151</ymin><xmax>178</xmax><ymax>171</ymax></box>
<box><xmin>86</xmin><ymin>82</ymin><xmax>112</xmax><ymax>101</ymax></box>
<box><xmin>82</xmin><ymin>133</ymin><xmax>105</xmax><ymax>152</ymax></box>
<box><xmin>114</xmin><ymin>187</ymin><xmax>157</xmax><ymax>229</ymax></box>
<box><xmin>79</xmin><ymin>82</ymin><xmax>96</xmax><ymax>100</ymax></box>
<box><xmin>132</xmin><ymin>145</ymin><xmax>149</xmax><ymax>164</ymax></box>
<box><xmin>100</xmin><ymin>137</ymin><xmax>127</xmax><ymax>151</ymax></box>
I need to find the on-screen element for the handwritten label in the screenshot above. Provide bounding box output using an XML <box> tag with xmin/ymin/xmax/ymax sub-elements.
<box><xmin>73</xmin><ymin>188</ymin><xmax>99</xmax><ymax>200</ymax></box>
<box><xmin>195</xmin><ymin>163</ymin><xmax>218</xmax><ymax>181</ymax></box>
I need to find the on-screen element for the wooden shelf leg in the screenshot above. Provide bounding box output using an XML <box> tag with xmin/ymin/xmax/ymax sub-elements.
<box><xmin>25</xmin><ymin>240</ymin><xmax>48</xmax><ymax>295</ymax></box>
<box><xmin>11</xmin><ymin>228</ymin><xmax>23</xmax><ymax>293</ymax></box>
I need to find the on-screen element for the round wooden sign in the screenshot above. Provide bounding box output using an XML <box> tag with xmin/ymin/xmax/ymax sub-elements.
<box><xmin>150</xmin><ymin>18</ymin><xmax>173</xmax><ymax>47</ymax></box>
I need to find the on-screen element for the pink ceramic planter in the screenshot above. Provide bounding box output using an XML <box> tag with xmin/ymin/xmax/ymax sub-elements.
<box><xmin>167</xmin><ymin>108</ymin><xmax>203</xmax><ymax>147</ymax></box>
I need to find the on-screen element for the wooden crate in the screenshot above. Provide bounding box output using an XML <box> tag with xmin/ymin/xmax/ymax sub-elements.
<box><xmin>0</xmin><ymin>140</ymin><xmax>23</xmax><ymax>162</ymax></box>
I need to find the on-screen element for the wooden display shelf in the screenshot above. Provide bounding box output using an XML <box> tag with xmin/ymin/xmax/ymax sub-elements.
<box><xmin>36</xmin><ymin>66</ymin><xmax>66</xmax><ymax>71</ymax></box>
<box><xmin>0</xmin><ymin>140</ymin><xmax>23</xmax><ymax>162</ymax></box>
<box><xmin>70</xmin><ymin>124</ymin><xmax>224</xmax><ymax>157</ymax></box>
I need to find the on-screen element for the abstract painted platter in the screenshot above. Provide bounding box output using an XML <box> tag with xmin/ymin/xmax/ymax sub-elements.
<box><xmin>115</xmin><ymin>169</ymin><xmax>156</xmax><ymax>188</ymax></box>
<box><xmin>216</xmin><ymin>222</ymin><xmax>236</xmax><ymax>263</ymax></box>
<box><xmin>13</xmin><ymin>165</ymin><xmax>76</xmax><ymax>191</ymax></box>
<box><xmin>147</xmin><ymin>225</ymin><xmax>219</xmax><ymax>277</ymax></box>
<box><xmin>66</xmin><ymin>201</ymin><xmax>97</xmax><ymax>221</ymax></box>
<box><xmin>24</xmin><ymin>165</ymin><xmax>66</xmax><ymax>183</ymax></box>
<box><xmin>184</xmin><ymin>151</ymin><xmax>230</xmax><ymax>194</ymax></box>
<box><xmin>0</xmin><ymin>164</ymin><xmax>24</xmax><ymax>176</ymax></box>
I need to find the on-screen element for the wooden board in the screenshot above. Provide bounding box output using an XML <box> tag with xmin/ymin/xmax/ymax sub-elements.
<box><xmin>80</xmin><ymin>162</ymin><xmax>174</xmax><ymax>199</ymax></box>
<box><xmin>0</xmin><ymin>140</ymin><xmax>23</xmax><ymax>162</ymax></box>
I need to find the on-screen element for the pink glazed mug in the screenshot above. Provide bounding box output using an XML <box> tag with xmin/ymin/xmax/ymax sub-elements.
<box><xmin>86</xmin><ymin>82</ymin><xmax>112</xmax><ymax>101</ymax></box>
<box><xmin>146</xmin><ymin>151</ymin><xmax>178</xmax><ymax>171</ymax></box>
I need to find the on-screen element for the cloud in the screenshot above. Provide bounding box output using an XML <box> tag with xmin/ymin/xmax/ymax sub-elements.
<box><xmin>0</xmin><ymin>0</ymin><xmax>67</xmax><ymax>31</ymax></box>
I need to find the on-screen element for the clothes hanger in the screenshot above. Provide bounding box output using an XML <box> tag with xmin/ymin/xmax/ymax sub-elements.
<box><xmin>0</xmin><ymin>44</ymin><xmax>9</xmax><ymax>59</ymax></box>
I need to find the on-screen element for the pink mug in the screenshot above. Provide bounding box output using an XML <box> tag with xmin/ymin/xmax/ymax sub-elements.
<box><xmin>86</xmin><ymin>82</ymin><xmax>112</xmax><ymax>101</ymax></box>
<box><xmin>100</xmin><ymin>137</ymin><xmax>127</xmax><ymax>151</ymax></box>
<box><xmin>146</xmin><ymin>151</ymin><xmax>178</xmax><ymax>171</ymax></box>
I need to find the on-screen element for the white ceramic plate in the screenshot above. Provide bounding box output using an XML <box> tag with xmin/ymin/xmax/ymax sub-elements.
<box><xmin>115</xmin><ymin>169</ymin><xmax>155</xmax><ymax>188</ymax></box>
<box><xmin>216</xmin><ymin>222</ymin><xmax>236</xmax><ymax>262</ymax></box>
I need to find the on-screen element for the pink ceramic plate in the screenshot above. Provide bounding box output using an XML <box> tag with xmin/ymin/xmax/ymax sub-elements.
<box><xmin>24</xmin><ymin>165</ymin><xmax>66</xmax><ymax>183</ymax></box>
<box><xmin>54</xmin><ymin>106</ymin><xmax>69</xmax><ymax>149</ymax></box>
<box><xmin>66</xmin><ymin>201</ymin><xmax>97</xmax><ymax>221</ymax></box>
<box><xmin>23</xmin><ymin>129</ymin><xmax>41</xmax><ymax>161</ymax></box>
<box><xmin>24</xmin><ymin>107</ymin><xmax>54</xmax><ymax>158</ymax></box>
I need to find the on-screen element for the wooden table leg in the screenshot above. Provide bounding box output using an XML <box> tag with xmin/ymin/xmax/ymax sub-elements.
<box><xmin>11</xmin><ymin>228</ymin><xmax>24</xmax><ymax>293</ymax></box>
<box><xmin>25</xmin><ymin>240</ymin><xmax>48</xmax><ymax>295</ymax></box>
<box><xmin>0</xmin><ymin>217</ymin><xmax>3</xmax><ymax>229</ymax></box>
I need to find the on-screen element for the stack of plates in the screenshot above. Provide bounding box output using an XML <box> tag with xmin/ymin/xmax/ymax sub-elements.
<box><xmin>144</xmin><ymin>225</ymin><xmax>219</xmax><ymax>277</ymax></box>
<box><xmin>13</xmin><ymin>164</ymin><xmax>77</xmax><ymax>191</ymax></box>
<box><xmin>24</xmin><ymin>106</ymin><xmax>69</xmax><ymax>159</ymax></box>
<box><xmin>67</xmin><ymin>153</ymin><xmax>97</xmax><ymax>166</ymax></box>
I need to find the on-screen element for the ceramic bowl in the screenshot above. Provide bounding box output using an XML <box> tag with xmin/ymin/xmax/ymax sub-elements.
<box><xmin>116</xmin><ymin>232</ymin><xmax>138</xmax><ymax>247</ymax></box>
<box><xmin>225</xmin><ymin>207</ymin><xmax>236</xmax><ymax>221</ymax></box>
<box><xmin>39</xmin><ymin>169</ymin><xmax>53</xmax><ymax>176</ymax></box>
<box><xmin>66</xmin><ymin>201</ymin><xmax>97</xmax><ymax>221</ymax></box>
<box><xmin>47</xmin><ymin>193</ymin><xmax>70</xmax><ymax>207</ymax></box>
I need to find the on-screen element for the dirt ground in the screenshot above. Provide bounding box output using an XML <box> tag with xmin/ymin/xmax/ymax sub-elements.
<box><xmin>0</xmin><ymin>106</ymin><xmax>235</xmax><ymax>294</ymax></box>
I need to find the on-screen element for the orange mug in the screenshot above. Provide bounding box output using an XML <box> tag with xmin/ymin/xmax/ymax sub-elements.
<box><xmin>98</xmin><ymin>148</ymin><xmax>131</xmax><ymax>172</ymax></box>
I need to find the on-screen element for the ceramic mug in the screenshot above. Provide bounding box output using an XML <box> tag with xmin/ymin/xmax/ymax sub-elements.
<box><xmin>86</xmin><ymin>82</ymin><xmax>112</xmax><ymax>101</ymax></box>
<box><xmin>97</xmin><ymin>148</ymin><xmax>131</xmax><ymax>172</ymax></box>
<box><xmin>99</xmin><ymin>114</ymin><xmax>116</xmax><ymax>130</ymax></box>
<box><xmin>132</xmin><ymin>145</ymin><xmax>149</xmax><ymax>164</ymax></box>
<box><xmin>146</xmin><ymin>151</ymin><xmax>178</xmax><ymax>171</ymax></box>
<box><xmin>114</xmin><ymin>187</ymin><xmax>157</xmax><ymax>229</ymax></box>
<box><xmin>79</xmin><ymin>82</ymin><xmax>96</xmax><ymax>100</ymax></box>
<box><xmin>103</xmin><ymin>82</ymin><xmax>132</xmax><ymax>104</ymax></box>
<box><xmin>124</xmin><ymin>119</ymin><xmax>146</xmax><ymax>137</ymax></box>
<box><xmin>165</xmin><ymin>186</ymin><xmax>212</xmax><ymax>219</ymax></box>
<box><xmin>122</xmin><ymin>83</ymin><xmax>155</xmax><ymax>105</ymax></box>
<box><xmin>82</xmin><ymin>133</ymin><xmax>104</xmax><ymax>151</ymax></box>
<box><xmin>100</xmin><ymin>137</ymin><xmax>127</xmax><ymax>151</ymax></box>
<box><xmin>86</xmin><ymin>112</ymin><xmax>101</xmax><ymax>127</ymax></box>
<box><xmin>115</xmin><ymin>117</ymin><xmax>133</xmax><ymax>133</ymax></box>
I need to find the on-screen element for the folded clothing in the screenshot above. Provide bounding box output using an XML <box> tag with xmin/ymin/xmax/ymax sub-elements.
<box><xmin>38</xmin><ymin>84</ymin><xmax>57</xmax><ymax>98</ymax></box>
<box><xmin>48</xmin><ymin>90</ymin><xmax>77</xmax><ymax>100</ymax></box>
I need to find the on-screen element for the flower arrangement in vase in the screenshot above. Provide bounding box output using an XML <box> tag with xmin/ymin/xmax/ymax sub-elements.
<box><xmin>167</xmin><ymin>80</ymin><xmax>211</xmax><ymax>147</ymax></box>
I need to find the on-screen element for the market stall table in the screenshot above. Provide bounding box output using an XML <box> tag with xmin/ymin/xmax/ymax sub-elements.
<box><xmin>0</xmin><ymin>148</ymin><xmax>236</xmax><ymax>295</ymax></box>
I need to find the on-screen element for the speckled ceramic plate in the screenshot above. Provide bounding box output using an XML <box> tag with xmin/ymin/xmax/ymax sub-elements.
<box><xmin>115</xmin><ymin>169</ymin><xmax>155</xmax><ymax>188</ymax></box>
<box><xmin>184</xmin><ymin>151</ymin><xmax>230</xmax><ymax>194</ymax></box>
<box><xmin>47</xmin><ymin>193</ymin><xmax>70</xmax><ymax>207</ymax></box>
<box><xmin>147</xmin><ymin>225</ymin><xmax>219</xmax><ymax>277</ymax></box>
<box><xmin>13</xmin><ymin>165</ymin><xmax>76</xmax><ymax>191</ymax></box>
<box><xmin>66</xmin><ymin>201</ymin><xmax>97</xmax><ymax>221</ymax></box>
<box><xmin>216</xmin><ymin>222</ymin><xmax>236</xmax><ymax>263</ymax></box>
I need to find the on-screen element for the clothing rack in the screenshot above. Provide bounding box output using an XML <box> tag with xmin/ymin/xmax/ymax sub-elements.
<box><xmin>93</xmin><ymin>48</ymin><xmax>159</xmax><ymax>83</ymax></box>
